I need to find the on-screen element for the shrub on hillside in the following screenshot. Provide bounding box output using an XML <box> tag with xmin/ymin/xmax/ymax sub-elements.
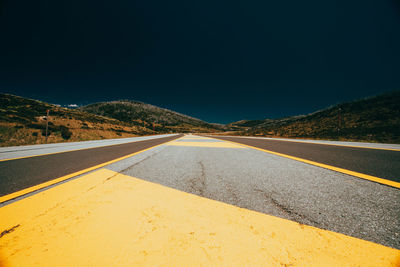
<box><xmin>60</xmin><ymin>126</ymin><xmax>72</xmax><ymax>140</ymax></box>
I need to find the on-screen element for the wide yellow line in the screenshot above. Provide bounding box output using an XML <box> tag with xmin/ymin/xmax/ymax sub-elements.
<box><xmin>166</xmin><ymin>141</ymin><xmax>244</xmax><ymax>148</ymax></box>
<box><xmin>210</xmin><ymin>136</ymin><xmax>400</xmax><ymax>189</ymax></box>
<box><xmin>1</xmin><ymin>168</ymin><xmax>398</xmax><ymax>266</ymax></box>
<box><xmin>0</xmin><ymin>136</ymin><xmax>182</xmax><ymax>203</ymax></box>
<box><xmin>209</xmin><ymin>135</ymin><xmax>400</xmax><ymax>151</ymax></box>
<box><xmin>0</xmin><ymin>135</ymin><xmax>176</xmax><ymax>162</ymax></box>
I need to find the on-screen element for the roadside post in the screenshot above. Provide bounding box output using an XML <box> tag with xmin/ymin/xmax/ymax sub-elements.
<box><xmin>45</xmin><ymin>109</ymin><xmax>50</xmax><ymax>143</ymax></box>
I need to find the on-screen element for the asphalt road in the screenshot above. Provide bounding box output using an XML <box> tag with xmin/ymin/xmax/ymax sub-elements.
<box><xmin>206</xmin><ymin>135</ymin><xmax>400</xmax><ymax>183</ymax></box>
<box><xmin>1</xmin><ymin>134</ymin><xmax>399</xmax><ymax>250</ymax></box>
<box><xmin>0</xmin><ymin>134</ymin><xmax>177</xmax><ymax>161</ymax></box>
<box><xmin>0</xmin><ymin>134</ymin><xmax>182</xmax><ymax>197</ymax></box>
<box><xmin>103</xmin><ymin>135</ymin><xmax>400</xmax><ymax>249</ymax></box>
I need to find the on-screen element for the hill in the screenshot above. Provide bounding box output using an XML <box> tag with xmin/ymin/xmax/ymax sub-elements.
<box><xmin>228</xmin><ymin>91</ymin><xmax>400</xmax><ymax>143</ymax></box>
<box><xmin>2</xmin><ymin>91</ymin><xmax>398</xmax><ymax>146</ymax></box>
<box><xmin>80</xmin><ymin>100</ymin><xmax>221</xmax><ymax>133</ymax></box>
<box><xmin>0</xmin><ymin>94</ymin><xmax>222</xmax><ymax>146</ymax></box>
<box><xmin>0</xmin><ymin>93</ymin><xmax>158</xmax><ymax>146</ymax></box>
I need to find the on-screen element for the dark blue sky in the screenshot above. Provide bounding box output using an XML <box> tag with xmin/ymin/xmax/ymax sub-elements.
<box><xmin>1</xmin><ymin>0</ymin><xmax>399</xmax><ymax>123</ymax></box>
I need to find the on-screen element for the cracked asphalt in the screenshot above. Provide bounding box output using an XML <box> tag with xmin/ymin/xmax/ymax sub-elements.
<box><xmin>107</xmin><ymin>135</ymin><xmax>400</xmax><ymax>249</ymax></box>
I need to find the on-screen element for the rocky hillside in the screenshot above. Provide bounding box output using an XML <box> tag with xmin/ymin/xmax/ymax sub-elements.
<box><xmin>0</xmin><ymin>94</ymin><xmax>221</xmax><ymax>146</ymax></box>
<box><xmin>0</xmin><ymin>94</ymin><xmax>153</xmax><ymax>146</ymax></box>
<box><xmin>80</xmin><ymin>100</ymin><xmax>222</xmax><ymax>132</ymax></box>
<box><xmin>229</xmin><ymin>91</ymin><xmax>400</xmax><ymax>143</ymax></box>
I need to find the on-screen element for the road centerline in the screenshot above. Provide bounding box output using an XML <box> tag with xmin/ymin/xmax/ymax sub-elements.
<box><xmin>0</xmin><ymin>134</ymin><xmax>183</xmax><ymax>203</ymax></box>
<box><xmin>208</xmin><ymin>135</ymin><xmax>400</xmax><ymax>188</ymax></box>
<box><xmin>106</xmin><ymin>134</ymin><xmax>400</xmax><ymax>249</ymax></box>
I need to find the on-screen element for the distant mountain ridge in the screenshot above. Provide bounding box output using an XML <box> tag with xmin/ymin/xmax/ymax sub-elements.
<box><xmin>228</xmin><ymin>91</ymin><xmax>400</xmax><ymax>143</ymax></box>
<box><xmin>0</xmin><ymin>94</ymin><xmax>220</xmax><ymax>146</ymax></box>
<box><xmin>80</xmin><ymin>100</ymin><xmax>214</xmax><ymax>129</ymax></box>
<box><xmin>1</xmin><ymin>91</ymin><xmax>399</xmax><ymax>146</ymax></box>
<box><xmin>0</xmin><ymin>93</ymin><xmax>156</xmax><ymax>146</ymax></box>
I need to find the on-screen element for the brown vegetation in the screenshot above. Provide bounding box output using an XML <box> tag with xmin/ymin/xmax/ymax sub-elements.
<box><xmin>0</xmin><ymin>94</ymin><xmax>221</xmax><ymax>146</ymax></box>
<box><xmin>228</xmin><ymin>91</ymin><xmax>400</xmax><ymax>143</ymax></box>
<box><xmin>2</xmin><ymin>91</ymin><xmax>398</xmax><ymax>146</ymax></box>
<box><xmin>0</xmin><ymin>94</ymin><xmax>152</xmax><ymax>146</ymax></box>
<box><xmin>80</xmin><ymin>100</ymin><xmax>223</xmax><ymax>133</ymax></box>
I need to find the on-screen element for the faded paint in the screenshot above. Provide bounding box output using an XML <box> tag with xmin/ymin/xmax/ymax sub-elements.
<box><xmin>166</xmin><ymin>141</ymin><xmax>245</xmax><ymax>148</ymax></box>
<box><xmin>1</xmin><ymin>168</ymin><xmax>398</xmax><ymax>266</ymax></box>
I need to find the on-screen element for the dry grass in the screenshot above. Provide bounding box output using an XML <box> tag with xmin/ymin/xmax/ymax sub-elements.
<box><xmin>0</xmin><ymin>94</ymin><xmax>154</xmax><ymax>146</ymax></box>
<box><xmin>0</xmin><ymin>118</ymin><xmax>141</xmax><ymax>147</ymax></box>
<box><xmin>228</xmin><ymin>91</ymin><xmax>400</xmax><ymax>143</ymax></box>
<box><xmin>0</xmin><ymin>93</ymin><xmax>219</xmax><ymax>147</ymax></box>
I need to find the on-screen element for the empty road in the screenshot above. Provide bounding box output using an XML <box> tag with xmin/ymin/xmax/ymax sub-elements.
<box><xmin>206</xmin><ymin>135</ymin><xmax>400</xmax><ymax>183</ymax></box>
<box><xmin>1</xmin><ymin>134</ymin><xmax>399</xmax><ymax>266</ymax></box>
<box><xmin>0</xmin><ymin>134</ymin><xmax>182</xmax><ymax>199</ymax></box>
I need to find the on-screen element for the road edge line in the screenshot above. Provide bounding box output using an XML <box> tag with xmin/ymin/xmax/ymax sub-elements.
<box><xmin>0</xmin><ymin>134</ymin><xmax>179</xmax><ymax>162</ymax></box>
<box><xmin>0</xmin><ymin>135</ymin><xmax>183</xmax><ymax>204</ymax></box>
<box><xmin>209</xmin><ymin>136</ymin><xmax>400</xmax><ymax>189</ymax></box>
<box><xmin>216</xmin><ymin>135</ymin><xmax>400</xmax><ymax>151</ymax></box>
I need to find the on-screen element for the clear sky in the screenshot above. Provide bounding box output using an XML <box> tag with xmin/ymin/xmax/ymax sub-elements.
<box><xmin>0</xmin><ymin>0</ymin><xmax>399</xmax><ymax>123</ymax></box>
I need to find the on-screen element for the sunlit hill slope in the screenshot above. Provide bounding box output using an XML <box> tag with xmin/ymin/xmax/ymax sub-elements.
<box><xmin>228</xmin><ymin>91</ymin><xmax>400</xmax><ymax>143</ymax></box>
<box><xmin>0</xmin><ymin>94</ymin><xmax>220</xmax><ymax>146</ymax></box>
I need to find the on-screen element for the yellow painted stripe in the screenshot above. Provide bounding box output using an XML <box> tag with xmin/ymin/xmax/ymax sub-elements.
<box><xmin>213</xmin><ymin>136</ymin><xmax>400</xmax><ymax>151</ymax></box>
<box><xmin>180</xmin><ymin>138</ymin><xmax>215</xmax><ymax>140</ymax></box>
<box><xmin>182</xmin><ymin>136</ymin><xmax>213</xmax><ymax>139</ymax></box>
<box><xmin>0</xmin><ymin>136</ymin><xmax>182</xmax><ymax>203</ymax></box>
<box><xmin>211</xmin><ymin>136</ymin><xmax>400</xmax><ymax>189</ymax></box>
<box><xmin>0</xmin><ymin>135</ymin><xmax>176</xmax><ymax>162</ymax></box>
<box><xmin>1</xmin><ymin>169</ymin><xmax>398</xmax><ymax>266</ymax></box>
<box><xmin>166</xmin><ymin>141</ymin><xmax>244</xmax><ymax>148</ymax></box>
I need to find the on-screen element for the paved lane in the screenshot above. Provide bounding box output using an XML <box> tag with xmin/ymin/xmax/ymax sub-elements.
<box><xmin>105</xmin><ymin>135</ymin><xmax>400</xmax><ymax>249</ymax></box>
<box><xmin>0</xmin><ymin>134</ymin><xmax>176</xmax><ymax>161</ymax></box>
<box><xmin>0</xmin><ymin>134</ymin><xmax>181</xmax><ymax>198</ymax></box>
<box><xmin>220</xmin><ymin>136</ymin><xmax>400</xmax><ymax>150</ymax></box>
<box><xmin>1</xmin><ymin>135</ymin><xmax>399</xmax><ymax>265</ymax></box>
<box><xmin>207</xmin><ymin>135</ymin><xmax>400</xmax><ymax>184</ymax></box>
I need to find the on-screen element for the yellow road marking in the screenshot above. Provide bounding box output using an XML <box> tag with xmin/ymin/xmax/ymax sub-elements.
<box><xmin>273</xmin><ymin>138</ymin><xmax>400</xmax><ymax>151</ymax></box>
<box><xmin>180</xmin><ymin>137</ymin><xmax>214</xmax><ymax>140</ymax></box>
<box><xmin>0</xmin><ymin>135</ymin><xmax>177</xmax><ymax>162</ymax></box>
<box><xmin>166</xmin><ymin>141</ymin><xmax>245</xmax><ymax>148</ymax></box>
<box><xmin>214</xmin><ymin>136</ymin><xmax>400</xmax><ymax>151</ymax></box>
<box><xmin>0</xmin><ymin>136</ymin><xmax>182</xmax><ymax>203</ymax></box>
<box><xmin>0</xmin><ymin>168</ymin><xmax>398</xmax><ymax>266</ymax></box>
<box><xmin>182</xmin><ymin>136</ymin><xmax>212</xmax><ymax>139</ymax></box>
<box><xmin>211</xmin><ymin>137</ymin><xmax>400</xmax><ymax>189</ymax></box>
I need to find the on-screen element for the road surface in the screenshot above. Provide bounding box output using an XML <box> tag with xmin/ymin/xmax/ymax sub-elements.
<box><xmin>205</xmin><ymin>135</ymin><xmax>400</xmax><ymax>183</ymax></box>
<box><xmin>0</xmin><ymin>134</ymin><xmax>182</xmax><ymax>198</ymax></box>
<box><xmin>0</xmin><ymin>134</ymin><xmax>399</xmax><ymax>266</ymax></box>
